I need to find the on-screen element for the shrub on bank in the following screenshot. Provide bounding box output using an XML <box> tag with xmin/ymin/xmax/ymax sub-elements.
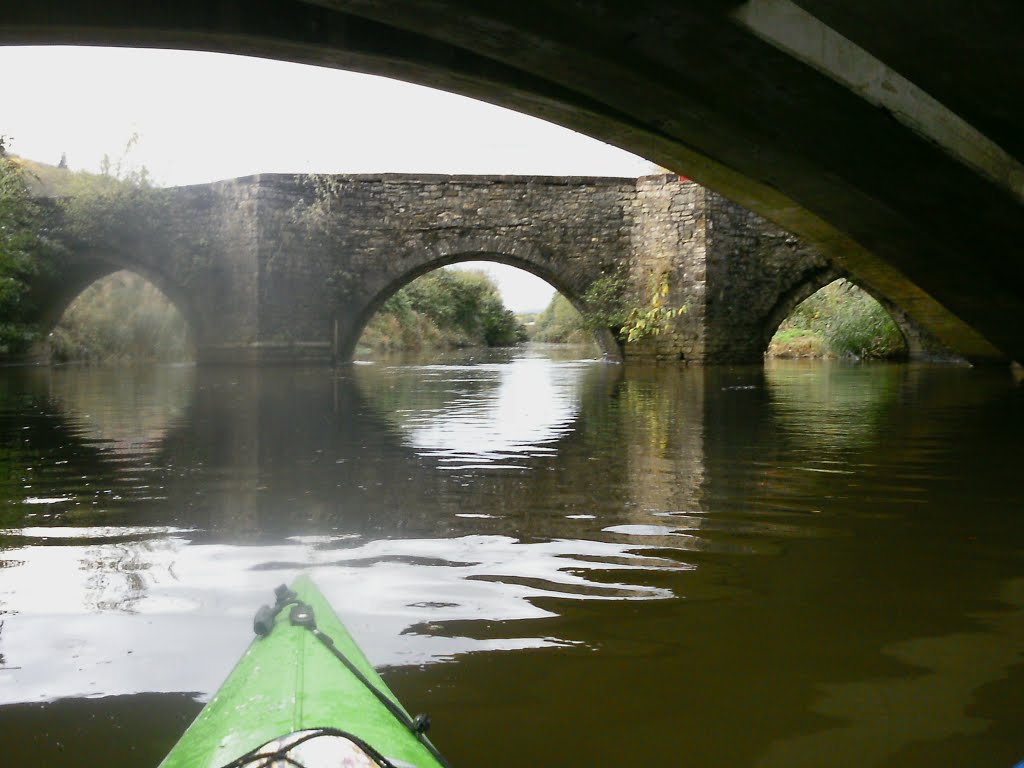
<box><xmin>0</xmin><ymin>142</ymin><xmax>65</xmax><ymax>354</ymax></box>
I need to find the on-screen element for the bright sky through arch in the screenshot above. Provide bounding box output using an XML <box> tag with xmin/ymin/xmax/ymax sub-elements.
<box><xmin>1</xmin><ymin>46</ymin><xmax>652</xmax><ymax>312</ymax></box>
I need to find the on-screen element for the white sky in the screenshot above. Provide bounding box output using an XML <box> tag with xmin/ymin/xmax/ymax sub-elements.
<box><xmin>2</xmin><ymin>47</ymin><xmax>655</xmax><ymax>312</ymax></box>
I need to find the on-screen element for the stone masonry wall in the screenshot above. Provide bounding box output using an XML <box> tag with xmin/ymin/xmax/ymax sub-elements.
<box><xmin>623</xmin><ymin>176</ymin><xmax>707</xmax><ymax>363</ymax></box>
<box><xmin>253</xmin><ymin>174</ymin><xmax>640</xmax><ymax>360</ymax></box>
<box><xmin>703</xmin><ymin>191</ymin><xmax>833</xmax><ymax>363</ymax></box>
<box><xmin>40</xmin><ymin>172</ymin><xmax>956</xmax><ymax>366</ymax></box>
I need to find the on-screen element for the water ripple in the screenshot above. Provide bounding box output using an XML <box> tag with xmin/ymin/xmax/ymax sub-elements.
<box><xmin>0</xmin><ymin>532</ymin><xmax>685</xmax><ymax>704</ymax></box>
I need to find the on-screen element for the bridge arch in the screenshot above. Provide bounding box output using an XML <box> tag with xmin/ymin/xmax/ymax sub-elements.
<box><xmin>35</xmin><ymin>248</ymin><xmax>203</xmax><ymax>343</ymax></box>
<box><xmin>44</xmin><ymin>270</ymin><xmax>196</xmax><ymax>363</ymax></box>
<box><xmin>47</xmin><ymin>265</ymin><xmax>195</xmax><ymax>338</ymax></box>
<box><xmin>762</xmin><ymin>269</ymin><xmax>956</xmax><ymax>361</ymax></box>
<box><xmin>338</xmin><ymin>239</ymin><xmax>621</xmax><ymax>361</ymax></box>
<box><xmin>761</xmin><ymin>266</ymin><xmax>847</xmax><ymax>355</ymax></box>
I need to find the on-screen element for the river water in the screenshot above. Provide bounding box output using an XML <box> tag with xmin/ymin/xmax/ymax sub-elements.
<box><xmin>0</xmin><ymin>346</ymin><xmax>1022</xmax><ymax>767</ymax></box>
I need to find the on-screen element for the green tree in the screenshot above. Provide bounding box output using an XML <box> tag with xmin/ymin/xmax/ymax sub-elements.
<box><xmin>359</xmin><ymin>268</ymin><xmax>527</xmax><ymax>353</ymax></box>
<box><xmin>56</xmin><ymin>136</ymin><xmax>159</xmax><ymax>246</ymax></box>
<box><xmin>572</xmin><ymin>268</ymin><xmax>685</xmax><ymax>345</ymax></box>
<box><xmin>0</xmin><ymin>137</ymin><xmax>62</xmax><ymax>354</ymax></box>
<box><xmin>531</xmin><ymin>294</ymin><xmax>588</xmax><ymax>343</ymax></box>
<box><xmin>2</xmin><ymin>135</ymin><xmax>183</xmax><ymax>362</ymax></box>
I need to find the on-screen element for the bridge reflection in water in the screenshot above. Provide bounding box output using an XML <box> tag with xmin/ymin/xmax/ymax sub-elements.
<box><xmin>0</xmin><ymin>352</ymin><xmax>1022</xmax><ymax>767</ymax></box>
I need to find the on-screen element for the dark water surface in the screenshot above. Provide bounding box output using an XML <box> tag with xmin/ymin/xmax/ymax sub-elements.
<box><xmin>1</xmin><ymin>348</ymin><xmax>1022</xmax><ymax>767</ymax></box>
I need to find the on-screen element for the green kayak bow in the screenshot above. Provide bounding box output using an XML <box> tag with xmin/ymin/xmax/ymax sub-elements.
<box><xmin>160</xmin><ymin>576</ymin><xmax>451</xmax><ymax>768</ymax></box>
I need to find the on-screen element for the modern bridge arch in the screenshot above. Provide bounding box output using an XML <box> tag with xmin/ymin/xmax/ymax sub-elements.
<box><xmin>3</xmin><ymin>10</ymin><xmax>1022</xmax><ymax>363</ymax></box>
<box><xmin>338</xmin><ymin>242</ymin><xmax>620</xmax><ymax>361</ymax></box>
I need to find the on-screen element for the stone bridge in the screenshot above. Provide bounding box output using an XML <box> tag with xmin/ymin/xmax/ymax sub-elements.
<box><xmin>29</xmin><ymin>173</ymin><xmax>950</xmax><ymax>365</ymax></box>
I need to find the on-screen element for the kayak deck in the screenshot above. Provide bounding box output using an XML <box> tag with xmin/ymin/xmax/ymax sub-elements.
<box><xmin>160</xmin><ymin>575</ymin><xmax>448</xmax><ymax>768</ymax></box>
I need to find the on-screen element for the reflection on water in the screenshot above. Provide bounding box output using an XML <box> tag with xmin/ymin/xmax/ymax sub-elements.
<box><xmin>43</xmin><ymin>366</ymin><xmax>194</xmax><ymax>455</ymax></box>
<box><xmin>0</xmin><ymin>527</ymin><xmax>679</xmax><ymax>705</ymax></box>
<box><xmin>356</xmin><ymin>353</ymin><xmax>590</xmax><ymax>469</ymax></box>
<box><xmin>1</xmin><ymin>353</ymin><xmax>1023</xmax><ymax>767</ymax></box>
<box><xmin>0</xmin><ymin>366</ymin><xmax>194</xmax><ymax>530</ymax></box>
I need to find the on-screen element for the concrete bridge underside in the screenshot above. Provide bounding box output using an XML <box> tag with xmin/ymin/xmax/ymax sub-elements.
<box><xmin>3</xmin><ymin>1</ymin><xmax>1022</xmax><ymax>364</ymax></box>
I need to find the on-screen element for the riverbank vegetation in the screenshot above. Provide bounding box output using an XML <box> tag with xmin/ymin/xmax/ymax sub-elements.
<box><xmin>527</xmin><ymin>294</ymin><xmax>591</xmax><ymax>344</ymax></box>
<box><xmin>357</xmin><ymin>269</ymin><xmax>527</xmax><ymax>354</ymax></box>
<box><xmin>48</xmin><ymin>271</ymin><xmax>192</xmax><ymax>363</ymax></box>
<box><xmin>767</xmin><ymin>279</ymin><xmax>906</xmax><ymax>360</ymax></box>
<box><xmin>527</xmin><ymin>269</ymin><xmax>686</xmax><ymax>350</ymax></box>
<box><xmin>0</xmin><ymin>140</ymin><xmax>64</xmax><ymax>354</ymax></box>
<box><xmin>1</xmin><ymin>140</ymin><xmax>172</xmax><ymax>362</ymax></box>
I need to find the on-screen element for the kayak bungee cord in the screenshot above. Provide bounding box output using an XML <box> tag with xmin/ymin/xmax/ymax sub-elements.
<box><xmin>252</xmin><ymin>584</ymin><xmax>454</xmax><ymax>768</ymax></box>
<box><xmin>219</xmin><ymin>727</ymin><xmax>399</xmax><ymax>768</ymax></box>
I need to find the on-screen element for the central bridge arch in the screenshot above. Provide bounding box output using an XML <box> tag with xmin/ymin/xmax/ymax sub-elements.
<box><xmin>254</xmin><ymin>174</ymin><xmax>644</xmax><ymax>364</ymax></box>
<box><xmin>336</xmin><ymin>238</ymin><xmax>620</xmax><ymax>361</ymax></box>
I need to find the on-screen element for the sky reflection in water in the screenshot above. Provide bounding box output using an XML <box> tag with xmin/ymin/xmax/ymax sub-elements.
<box><xmin>373</xmin><ymin>356</ymin><xmax>590</xmax><ymax>469</ymax></box>
<box><xmin>0</xmin><ymin>527</ymin><xmax>681</xmax><ymax>704</ymax></box>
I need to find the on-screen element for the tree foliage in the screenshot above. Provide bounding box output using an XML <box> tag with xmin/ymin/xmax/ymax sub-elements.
<box><xmin>578</xmin><ymin>270</ymin><xmax>630</xmax><ymax>333</ymax></box>
<box><xmin>769</xmin><ymin>279</ymin><xmax>906</xmax><ymax>359</ymax></box>
<box><xmin>529</xmin><ymin>294</ymin><xmax>589</xmax><ymax>343</ymax></box>
<box><xmin>0</xmin><ymin>137</ymin><xmax>62</xmax><ymax>353</ymax></box>
<box><xmin>618</xmin><ymin>271</ymin><xmax>686</xmax><ymax>343</ymax></box>
<box><xmin>540</xmin><ymin>268</ymin><xmax>686</xmax><ymax>346</ymax></box>
<box><xmin>55</xmin><ymin>136</ymin><xmax>161</xmax><ymax>245</ymax></box>
<box><xmin>1</xmin><ymin>135</ymin><xmax>175</xmax><ymax>360</ymax></box>
<box><xmin>360</xmin><ymin>268</ymin><xmax>527</xmax><ymax>353</ymax></box>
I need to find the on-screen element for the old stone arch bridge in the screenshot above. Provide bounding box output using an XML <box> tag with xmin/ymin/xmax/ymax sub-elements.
<box><xmin>30</xmin><ymin>173</ymin><xmax>953</xmax><ymax>365</ymax></box>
